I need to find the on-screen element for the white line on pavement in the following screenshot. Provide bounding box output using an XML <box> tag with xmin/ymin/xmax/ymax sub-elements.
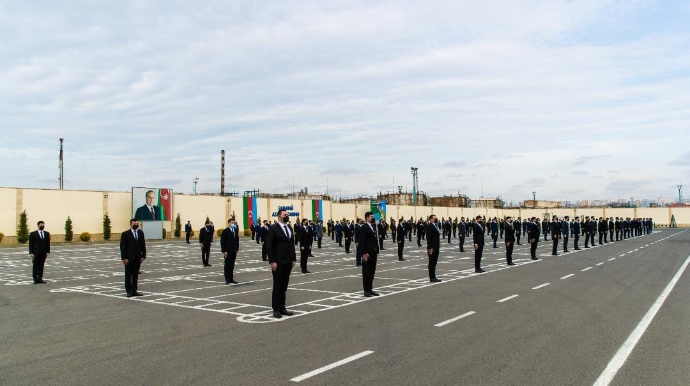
<box><xmin>434</xmin><ymin>311</ymin><xmax>477</xmax><ymax>327</ymax></box>
<box><xmin>593</xmin><ymin>254</ymin><xmax>690</xmax><ymax>386</ymax></box>
<box><xmin>291</xmin><ymin>350</ymin><xmax>375</xmax><ymax>382</ymax></box>
<box><xmin>497</xmin><ymin>294</ymin><xmax>519</xmax><ymax>303</ymax></box>
<box><xmin>596</xmin><ymin>262</ymin><xmax>604</xmax><ymax>266</ymax></box>
<box><xmin>532</xmin><ymin>283</ymin><xmax>550</xmax><ymax>290</ymax></box>
<box><xmin>560</xmin><ymin>274</ymin><xmax>575</xmax><ymax>279</ymax></box>
<box><xmin>581</xmin><ymin>267</ymin><xmax>593</xmax><ymax>272</ymax></box>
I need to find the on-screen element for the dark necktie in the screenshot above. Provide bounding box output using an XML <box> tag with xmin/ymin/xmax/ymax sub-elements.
<box><xmin>134</xmin><ymin>230</ymin><xmax>138</xmax><ymax>241</ymax></box>
<box><xmin>150</xmin><ymin>208</ymin><xmax>155</xmax><ymax>219</ymax></box>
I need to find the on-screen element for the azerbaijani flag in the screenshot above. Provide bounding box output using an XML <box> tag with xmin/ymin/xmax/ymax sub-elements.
<box><xmin>312</xmin><ymin>199</ymin><xmax>323</xmax><ymax>221</ymax></box>
<box><xmin>243</xmin><ymin>196</ymin><xmax>258</xmax><ymax>230</ymax></box>
<box><xmin>158</xmin><ymin>189</ymin><xmax>172</xmax><ymax>221</ymax></box>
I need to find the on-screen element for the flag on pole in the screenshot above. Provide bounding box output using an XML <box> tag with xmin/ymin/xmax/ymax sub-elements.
<box><xmin>158</xmin><ymin>189</ymin><xmax>172</xmax><ymax>221</ymax></box>
<box><xmin>243</xmin><ymin>196</ymin><xmax>258</xmax><ymax>230</ymax></box>
<box><xmin>312</xmin><ymin>200</ymin><xmax>323</xmax><ymax>221</ymax></box>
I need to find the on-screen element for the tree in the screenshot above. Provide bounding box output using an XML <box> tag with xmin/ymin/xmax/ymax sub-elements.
<box><xmin>17</xmin><ymin>210</ymin><xmax>29</xmax><ymax>244</ymax></box>
<box><xmin>65</xmin><ymin>216</ymin><xmax>73</xmax><ymax>242</ymax></box>
<box><xmin>103</xmin><ymin>213</ymin><xmax>112</xmax><ymax>241</ymax></box>
<box><xmin>174</xmin><ymin>213</ymin><xmax>182</xmax><ymax>238</ymax></box>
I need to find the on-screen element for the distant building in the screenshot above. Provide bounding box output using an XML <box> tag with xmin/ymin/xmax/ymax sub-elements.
<box><xmin>429</xmin><ymin>194</ymin><xmax>469</xmax><ymax>208</ymax></box>
<box><xmin>523</xmin><ymin>200</ymin><xmax>561</xmax><ymax>209</ymax></box>
<box><xmin>471</xmin><ymin>197</ymin><xmax>504</xmax><ymax>209</ymax></box>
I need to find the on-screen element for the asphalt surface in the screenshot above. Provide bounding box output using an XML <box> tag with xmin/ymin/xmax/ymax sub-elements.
<box><xmin>1</xmin><ymin>228</ymin><xmax>688</xmax><ymax>386</ymax></box>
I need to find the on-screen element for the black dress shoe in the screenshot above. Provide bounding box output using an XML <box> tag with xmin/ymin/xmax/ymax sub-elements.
<box><xmin>132</xmin><ymin>292</ymin><xmax>143</xmax><ymax>296</ymax></box>
<box><xmin>38</xmin><ymin>280</ymin><xmax>47</xmax><ymax>284</ymax></box>
<box><xmin>229</xmin><ymin>280</ymin><xmax>238</xmax><ymax>284</ymax></box>
<box><xmin>399</xmin><ymin>258</ymin><xmax>405</xmax><ymax>261</ymax></box>
<box><xmin>280</xmin><ymin>309</ymin><xmax>294</xmax><ymax>316</ymax></box>
<box><xmin>532</xmin><ymin>257</ymin><xmax>539</xmax><ymax>260</ymax></box>
<box><xmin>475</xmin><ymin>268</ymin><xmax>486</xmax><ymax>273</ymax></box>
<box><xmin>370</xmin><ymin>291</ymin><xmax>380</xmax><ymax>296</ymax></box>
<box><xmin>126</xmin><ymin>293</ymin><xmax>133</xmax><ymax>298</ymax></box>
<box><xmin>207</xmin><ymin>264</ymin><xmax>212</xmax><ymax>267</ymax></box>
<box><xmin>364</xmin><ymin>292</ymin><xmax>372</xmax><ymax>297</ymax></box>
<box><xmin>552</xmin><ymin>253</ymin><xmax>558</xmax><ymax>256</ymax></box>
<box><xmin>430</xmin><ymin>278</ymin><xmax>441</xmax><ymax>283</ymax></box>
<box><xmin>507</xmin><ymin>263</ymin><xmax>515</xmax><ymax>266</ymax></box>
<box><xmin>273</xmin><ymin>312</ymin><xmax>282</xmax><ymax>319</ymax></box>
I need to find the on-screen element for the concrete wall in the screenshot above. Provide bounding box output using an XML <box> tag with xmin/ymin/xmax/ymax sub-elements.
<box><xmin>0</xmin><ymin>187</ymin><xmax>687</xmax><ymax>244</ymax></box>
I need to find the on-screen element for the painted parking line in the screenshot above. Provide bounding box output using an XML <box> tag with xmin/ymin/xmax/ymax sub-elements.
<box><xmin>532</xmin><ymin>283</ymin><xmax>550</xmax><ymax>290</ymax></box>
<box><xmin>434</xmin><ymin>311</ymin><xmax>476</xmax><ymax>327</ymax></box>
<box><xmin>560</xmin><ymin>274</ymin><xmax>575</xmax><ymax>280</ymax></box>
<box><xmin>581</xmin><ymin>267</ymin><xmax>593</xmax><ymax>272</ymax></box>
<box><xmin>497</xmin><ymin>294</ymin><xmax>519</xmax><ymax>303</ymax></box>
<box><xmin>290</xmin><ymin>350</ymin><xmax>374</xmax><ymax>382</ymax></box>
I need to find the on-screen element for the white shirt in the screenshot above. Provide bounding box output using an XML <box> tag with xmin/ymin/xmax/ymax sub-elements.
<box><xmin>281</xmin><ymin>224</ymin><xmax>291</xmax><ymax>238</ymax></box>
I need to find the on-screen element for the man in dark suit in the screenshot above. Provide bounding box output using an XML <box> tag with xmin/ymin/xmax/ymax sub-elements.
<box><xmin>359</xmin><ymin>212</ymin><xmax>380</xmax><ymax>297</ymax></box>
<box><xmin>504</xmin><ymin>217</ymin><xmax>515</xmax><ymax>266</ymax></box>
<box><xmin>354</xmin><ymin>219</ymin><xmax>362</xmax><ymax>266</ymax></box>
<box><xmin>426</xmin><ymin>215</ymin><xmax>442</xmax><ymax>282</ymax></box>
<box><xmin>377</xmin><ymin>221</ymin><xmax>386</xmax><ymax>250</ymax></box>
<box><xmin>572</xmin><ymin>217</ymin><xmax>581</xmax><ymax>250</ymax></box>
<box><xmin>220</xmin><ymin>218</ymin><xmax>240</xmax><ymax>284</ymax></box>
<box><xmin>550</xmin><ymin>216</ymin><xmax>561</xmax><ymax>256</ymax></box>
<box><xmin>490</xmin><ymin>218</ymin><xmax>499</xmax><ymax>248</ymax></box>
<box><xmin>199</xmin><ymin>220</ymin><xmax>213</xmax><ymax>266</ymax></box>
<box><xmin>529</xmin><ymin>217</ymin><xmax>540</xmax><ymax>260</ymax></box>
<box><xmin>134</xmin><ymin>190</ymin><xmax>162</xmax><ymax>221</ymax></box>
<box><xmin>458</xmin><ymin>218</ymin><xmax>467</xmax><ymax>252</ymax></box>
<box><xmin>473</xmin><ymin>216</ymin><xmax>485</xmax><ymax>273</ymax></box>
<box><xmin>28</xmin><ymin>221</ymin><xmax>50</xmax><ymax>284</ymax></box>
<box><xmin>261</xmin><ymin>221</ymin><xmax>270</xmax><ymax>261</ymax></box>
<box><xmin>265</xmin><ymin>210</ymin><xmax>297</xmax><ymax>318</ymax></box>
<box><xmin>185</xmin><ymin>221</ymin><xmax>192</xmax><ymax>243</ymax></box>
<box><xmin>396</xmin><ymin>219</ymin><xmax>406</xmax><ymax>261</ymax></box>
<box><xmin>298</xmin><ymin>219</ymin><xmax>313</xmax><ymax>273</ymax></box>
<box><xmin>514</xmin><ymin>218</ymin><xmax>521</xmax><ymax>245</ymax></box>
<box><xmin>343</xmin><ymin>220</ymin><xmax>353</xmax><ymax>254</ymax></box>
<box><xmin>120</xmin><ymin>219</ymin><xmax>146</xmax><ymax>297</ymax></box>
<box><xmin>416</xmin><ymin>220</ymin><xmax>425</xmax><ymax>247</ymax></box>
<box><xmin>562</xmin><ymin>216</ymin><xmax>570</xmax><ymax>253</ymax></box>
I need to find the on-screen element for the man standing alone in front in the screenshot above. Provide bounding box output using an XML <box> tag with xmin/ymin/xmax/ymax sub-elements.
<box><xmin>359</xmin><ymin>212</ymin><xmax>380</xmax><ymax>297</ymax></box>
<box><xmin>199</xmin><ymin>220</ymin><xmax>213</xmax><ymax>267</ymax></box>
<box><xmin>504</xmin><ymin>217</ymin><xmax>515</xmax><ymax>266</ymax></box>
<box><xmin>185</xmin><ymin>220</ymin><xmax>192</xmax><ymax>243</ymax></box>
<box><xmin>28</xmin><ymin>221</ymin><xmax>50</xmax><ymax>284</ymax></box>
<box><xmin>220</xmin><ymin>218</ymin><xmax>240</xmax><ymax>284</ymax></box>
<box><xmin>120</xmin><ymin>219</ymin><xmax>146</xmax><ymax>297</ymax></box>
<box><xmin>264</xmin><ymin>209</ymin><xmax>297</xmax><ymax>319</ymax></box>
<box><xmin>426</xmin><ymin>215</ymin><xmax>441</xmax><ymax>283</ymax></box>
<box><xmin>473</xmin><ymin>216</ymin><xmax>485</xmax><ymax>273</ymax></box>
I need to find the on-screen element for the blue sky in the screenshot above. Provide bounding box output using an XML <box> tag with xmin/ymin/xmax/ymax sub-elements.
<box><xmin>1</xmin><ymin>0</ymin><xmax>689</xmax><ymax>202</ymax></box>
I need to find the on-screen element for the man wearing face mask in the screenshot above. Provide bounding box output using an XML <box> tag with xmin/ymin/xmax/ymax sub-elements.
<box><xmin>473</xmin><ymin>216</ymin><xmax>485</xmax><ymax>273</ymax></box>
<box><xmin>199</xmin><ymin>220</ymin><xmax>214</xmax><ymax>267</ymax></box>
<box><xmin>264</xmin><ymin>209</ymin><xmax>297</xmax><ymax>318</ymax></box>
<box><xmin>426</xmin><ymin>214</ymin><xmax>442</xmax><ymax>282</ymax></box>
<box><xmin>504</xmin><ymin>217</ymin><xmax>515</xmax><ymax>266</ymax></box>
<box><xmin>343</xmin><ymin>220</ymin><xmax>353</xmax><ymax>254</ymax></box>
<box><xmin>299</xmin><ymin>219</ymin><xmax>313</xmax><ymax>273</ymax></box>
<box><xmin>359</xmin><ymin>212</ymin><xmax>380</xmax><ymax>297</ymax></box>
<box><xmin>120</xmin><ymin>219</ymin><xmax>146</xmax><ymax>297</ymax></box>
<box><xmin>529</xmin><ymin>217</ymin><xmax>540</xmax><ymax>260</ymax></box>
<box><xmin>221</xmin><ymin>218</ymin><xmax>240</xmax><ymax>284</ymax></box>
<box><xmin>28</xmin><ymin>221</ymin><xmax>50</xmax><ymax>284</ymax></box>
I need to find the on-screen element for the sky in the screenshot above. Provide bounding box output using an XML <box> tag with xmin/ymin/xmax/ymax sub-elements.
<box><xmin>1</xmin><ymin>0</ymin><xmax>689</xmax><ymax>203</ymax></box>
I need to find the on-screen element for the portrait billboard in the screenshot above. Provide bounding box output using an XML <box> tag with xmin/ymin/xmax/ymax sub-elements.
<box><xmin>132</xmin><ymin>187</ymin><xmax>173</xmax><ymax>221</ymax></box>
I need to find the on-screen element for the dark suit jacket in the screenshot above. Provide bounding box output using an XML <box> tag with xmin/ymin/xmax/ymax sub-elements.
<box><xmin>458</xmin><ymin>222</ymin><xmax>466</xmax><ymax>236</ymax></box>
<box><xmin>396</xmin><ymin>224</ymin><xmax>406</xmax><ymax>241</ymax></box>
<box><xmin>120</xmin><ymin>229</ymin><xmax>146</xmax><ymax>260</ymax></box>
<box><xmin>265</xmin><ymin>223</ymin><xmax>297</xmax><ymax>264</ymax></box>
<box><xmin>135</xmin><ymin>205</ymin><xmax>162</xmax><ymax>221</ymax></box>
<box><xmin>220</xmin><ymin>227</ymin><xmax>240</xmax><ymax>253</ymax></box>
<box><xmin>299</xmin><ymin>226</ymin><xmax>313</xmax><ymax>247</ymax></box>
<box><xmin>185</xmin><ymin>223</ymin><xmax>192</xmax><ymax>233</ymax></box>
<box><xmin>377</xmin><ymin>223</ymin><xmax>386</xmax><ymax>238</ymax></box>
<box><xmin>343</xmin><ymin>225</ymin><xmax>353</xmax><ymax>239</ymax></box>
<box><xmin>473</xmin><ymin>223</ymin><xmax>485</xmax><ymax>245</ymax></box>
<box><xmin>358</xmin><ymin>222</ymin><xmax>379</xmax><ymax>257</ymax></box>
<box><xmin>426</xmin><ymin>223</ymin><xmax>440</xmax><ymax>251</ymax></box>
<box><xmin>199</xmin><ymin>227</ymin><xmax>213</xmax><ymax>246</ymax></box>
<box><xmin>550</xmin><ymin>221</ymin><xmax>561</xmax><ymax>236</ymax></box>
<box><xmin>529</xmin><ymin>223</ymin><xmax>540</xmax><ymax>241</ymax></box>
<box><xmin>29</xmin><ymin>230</ymin><xmax>50</xmax><ymax>255</ymax></box>
<box><xmin>505</xmin><ymin>224</ymin><xmax>515</xmax><ymax>243</ymax></box>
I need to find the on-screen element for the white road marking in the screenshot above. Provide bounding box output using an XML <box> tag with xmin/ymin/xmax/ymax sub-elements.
<box><xmin>497</xmin><ymin>294</ymin><xmax>519</xmax><ymax>303</ymax></box>
<box><xmin>608</xmin><ymin>258</ymin><xmax>616</xmax><ymax>261</ymax></box>
<box><xmin>434</xmin><ymin>311</ymin><xmax>476</xmax><ymax>327</ymax></box>
<box><xmin>593</xmin><ymin>254</ymin><xmax>690</xmax><ymax>386</ymax></box>
<box><xmin>581</xmin><ymin>267</ymin><xmax>593</xmax><ymax>272</ymax></box>
<box><xmin>596</xmin><ymin>262</ymin><xmax>605</xmax><ymax>266</ymax></box>
<box><xmin>290</xmin><ymin>350</ymin><xmax>374</xmax><ymax>382</ymax></box>
<box><xmin>560</xmin><ymin>274</ymin><xmax>575</xmax><ymax>280</ymax></box>
<box><xmin>532</xmin><ymin>283</ymin><xmax>550</xmax><ymax>290</ymax></box>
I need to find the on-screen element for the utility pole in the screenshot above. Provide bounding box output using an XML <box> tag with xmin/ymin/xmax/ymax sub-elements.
<box><xmin>58</xmin><ymin>138</ymin><xmax>64</xmax><ymax>190</ymax></box>
<box><xmin>532</xmin><ymin>191</ymin><xmax>536</xmax><ymax>209</ymax></box>
<box><xmin>678</xmin><ymin>184</ymin><xmax>683</xmax><ymax>207</ymax></box>
<box><xmin>220</xmin><ymin>150</ymin><xmax>225</xmax><ymax>196</ymax></box>
<box><xmin>193</xmin><ymin>178</ymin><xmax>199</xmax><ymax>195</ymax></box>
<box><xmin>411</xmin><ymin>167</ymin><xmax>419</xmax><ymax>206</ymax></box>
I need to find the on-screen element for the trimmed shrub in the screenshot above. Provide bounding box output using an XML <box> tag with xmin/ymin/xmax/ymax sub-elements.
<box><xmin>243</xmin><ymin>229</ymin><xmax>251</xmax><ymax>237</ymax></box>
<box><xmin>79</xmin><ymin>231</ymin><xmax>91</xmax><ymax>242</ymax></box>
<box><xmin>103</xmin><ymin>213</ymin><xmax>112</xmax><ymax>241</ymax></box>
<box><xmin>64</xmin><ymin>217</ymin><xmax>73</xmax><ymax>242</ymax></box>
<box><xmin>174</xmin><ymin>213</ymin><xmax>182</xmax><ymax>238</ymax></box>
<box><xmin>216</xmin><ymin>229</ymin><xmax>223</xmax><ymax>237</ymax></box>
<box><xmin>0</xmin><ymin>232</ymin><xmax>4</xmax><ymax>243</ymax></box>
<box><xmin>162</xmin><ymin>228</ymin><xmax>167</xmax><ymax>239</ymax></box>
<box><xmin>17</xmin><ymin>210</ymin><xmax>29</xmax><ymax>244</ymax></box>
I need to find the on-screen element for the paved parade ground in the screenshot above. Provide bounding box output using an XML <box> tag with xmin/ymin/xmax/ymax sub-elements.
<box><xmin>1</xmin><ymin>229</ymin><xmax>689</xmax><ymax>385</ymax></box>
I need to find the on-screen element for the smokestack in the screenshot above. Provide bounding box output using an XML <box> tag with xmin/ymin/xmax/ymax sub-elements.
<box><xmin>59</xmin><ymin>138</ymin><xmax>64</xmax><ymax>190</ymax></box>
<box><xmin>220</xmin><ymin>149</ymin><xmax>225</xmax><ymax>195</ymax></box>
